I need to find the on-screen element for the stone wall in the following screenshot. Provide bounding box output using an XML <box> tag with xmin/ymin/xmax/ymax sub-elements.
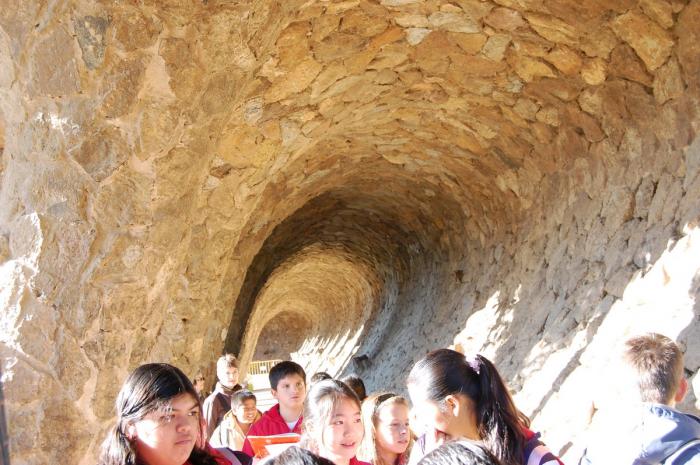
<box><xmin>0</xmin><ymin>1</ymin><xmax>699</xmax><ymax>464</ymax></box>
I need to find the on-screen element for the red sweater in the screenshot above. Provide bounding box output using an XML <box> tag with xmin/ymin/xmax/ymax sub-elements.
<box><xmin>351</xmin><ymin>457</ymin><xmax>371</xmax><ymax>465</ymax></box>
<box><xmin>241</xmin><ymin>404</ymin><xmax>303</xmax><ymax>456</ymax></box>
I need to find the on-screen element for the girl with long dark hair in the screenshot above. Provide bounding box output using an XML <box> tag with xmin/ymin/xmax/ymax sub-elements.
<box><xmin>406</xmin><ymin>349</ymin><xmax>562</xmax><ymax>465</ymax></box>
<box><xmin>99</xmin><ymin>363</ymin><xmax>230</xmax><ymax>465</ymax></box>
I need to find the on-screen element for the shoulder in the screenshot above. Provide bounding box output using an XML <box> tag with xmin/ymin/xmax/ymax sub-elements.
<box><xmin>522</xmin><ymin>429</ymin><xmax>562</xmax><ymax>465</ymax></box>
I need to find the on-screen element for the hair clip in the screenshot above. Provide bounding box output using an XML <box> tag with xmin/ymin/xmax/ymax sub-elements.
<box><xmin>466</xmin><ymin>355</ymin><xmax>481</xmax><ymax>375</ymax></box>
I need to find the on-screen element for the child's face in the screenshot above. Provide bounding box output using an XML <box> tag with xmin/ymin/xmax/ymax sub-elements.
<box><xmin>234</xmin><ymin>399</ymin><xmax>258</xmax><ymax>424</ymax></box>
<box><xmin>130</xmin><ymin>393</ymin><xmax>200</xmax><ymax>465</ymax></box>
<box><xmin>272</xmin><ymin>374</ymin><xmax>306</xmax><ymax>410</ymax></box>
<box><xmin>217</xmin><ymin>365</ymin><xmax>239</xmax><ymax>389</ymax></box>
<box><xmin>375</xmin><ymin>403</ymin><xmax>410</xmax><ymax>455</ymax></box>
<box><xmin>320</xmin><ymin>397</ymin><xmax>363</xmax><ymax>463</ymax></box>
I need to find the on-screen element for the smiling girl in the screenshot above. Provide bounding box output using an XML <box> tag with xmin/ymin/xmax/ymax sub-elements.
<box><xmin>301</xmin><ymin>379</ymin><xmax>371</xmax><ymax>465</ymax></box>
<box><xmin>358</xmin><ymin>393</ymin><xmax>412</xmax><ymax>465</ymax></box>
<box><xmin>99</xmin><ymin>363</ymin><xmax>230</xmax><ymax>465</ymax></box>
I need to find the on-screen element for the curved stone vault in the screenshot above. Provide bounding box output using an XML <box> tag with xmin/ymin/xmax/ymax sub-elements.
<box><xmin>1</xmin><ymin>1</ymin><xmax>700</xmax><ymax>464</ymax></box>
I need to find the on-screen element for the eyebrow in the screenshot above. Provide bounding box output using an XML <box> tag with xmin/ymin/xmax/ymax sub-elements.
<box><xmin>171</xmin><ymin>402</ymin><xmax>199</xmax><ymax>412</ymax></box>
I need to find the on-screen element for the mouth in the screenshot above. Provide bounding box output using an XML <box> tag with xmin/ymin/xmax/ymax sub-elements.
<box><xmin>175</xmin><ymin>437</ymin><xmax>193</xmax><ymax>446</ymax></box>
<box><xmin>340</xmin><ymin>441</ymin><xmax>357</xmax><ymax>448</ymax></box>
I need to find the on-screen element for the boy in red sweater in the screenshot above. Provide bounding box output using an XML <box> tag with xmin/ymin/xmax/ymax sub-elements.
<box><xmin>242</xmin><ymin>361</ymin><xmax>307</xmax><ymax>457</ymax></box>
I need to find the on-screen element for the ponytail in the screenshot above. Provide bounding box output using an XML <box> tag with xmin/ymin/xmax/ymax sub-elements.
<box><xmin>98</xmin><ymin>424</ymin><xmax>137</xmax><ymax>465</ymax></box>
<box><xmin>470</xmin><ymin>355</ymin><xmax>527</xmax><ymax>465</ymax></box>
<box><xmin>407</xmin><ymin>350</ymin><xmax>528</xmax><ymax>465</ymax></box>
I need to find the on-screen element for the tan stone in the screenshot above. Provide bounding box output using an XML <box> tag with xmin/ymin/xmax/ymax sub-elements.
<box><xmin>428</xmin><ymin>11</ymin><xmax>481</xmax><ymax>33</ymax></box>
<box><xmin>485</xmin><ymin>7</ymin><xmax>526</xmax><ymax>31</ymax></box>
<box><xmin>609</xmin><ymin>43</ymin><xmax>654</xmax><ymax>86</ymax></box>
<box><xmin>395</xmin><ymin>14</ymin><xmax>430</xmax><ymax>28</ymax></box>
<box><xmin>676</xmin><ymin>0</ymin><xmax>700</xmax><ymax>91</ymax></box>
<box><xmin>653</xmin><ymin>58</ymin><xmax>684</xmax><ymax>104</ymax></box>
<box><xmin>640</xmin><ymin>0</ymin><xmax>675</xmax><ymax>28</ymax></box>
<box><xmin>265</xmin><ymin>57</ymin><xmax>323</xmax><ymax>103</ymax></box>
<box><xmin>406</xmin><ymin>28</ymin><xmax>431</xmax><ymax>45</ymax></box>
<box><xmin>525</xmin><ymin>13</ymin><xmax>580</xmax><ymax>45</ymax></box>
<box><xmin>314</xmin><ymin>32</ymin><xmax>367</xmax><ymax>62</ymax></box>
<box><xmin>546</xmin><ymin>46</ymin><xmax>582</xmax><ymax>75</ymax></box>
<box><xmin>580</xmin><ymin>26</ymin><xmax>619</xmax><ymax>59</ymax></box>
<box><xmin>482</xmin><ymin>34</ymin><xmax>511</xmax><ymax>61</ymax></box>
<box><xmin>448</xmin><ymin>32</ymin><xmax>488</xmax><ymax>54</ymax></box>
<box><xmin>511</xmin><ymin>55</ymin><xmax>557</xmax><ymax>82</ymax></box>
<box><xmin>311</xmin><ymin>62</ymin><xmax>348</xmax><ymax>99</ymax></box>
<box><xmin>612</xmin><ymin>10</ymin><xmax>674</xmax><ymax>71</ymax></box>
<box><xmin>28</xmin><ymin>26</ymin><xmax>80</xmax><ymax>97</ymax></box>
<box><xmin>339</xmin><ymin>9</ymin><xmax>389</xmax><ymax>37</ymax></box>
<box><xmin>580</xmin><ymin>58</ymin><xmax>607</xmax><ymax>85</ymax></box>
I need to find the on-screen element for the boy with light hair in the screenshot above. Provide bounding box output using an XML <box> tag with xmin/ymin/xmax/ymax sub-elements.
<box><xmin>204</xmin><ymin>354</ymin><xmax>243</xmax><ymax>439</ymax></box>
<box><xmin>579</xmin><ymin>333</ymin><xmax>700</xmax><ymax>464</ymax></box>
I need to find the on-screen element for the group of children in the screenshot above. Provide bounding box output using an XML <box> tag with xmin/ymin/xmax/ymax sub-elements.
<box><xmin>98</xmin><ymin>332</ymin><xmax>700</xmax><ymax>465</ymax></box>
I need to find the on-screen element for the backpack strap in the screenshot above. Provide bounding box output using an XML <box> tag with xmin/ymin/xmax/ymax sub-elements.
<box><xmin>215</xmin><ymin>447</ymin><xmax>243</xmax><ymax>465</ymax></box>
<box><xmin>663</xmin><ymin>438</ymin><xmax>700</xmax><ymax>464</ymax></box>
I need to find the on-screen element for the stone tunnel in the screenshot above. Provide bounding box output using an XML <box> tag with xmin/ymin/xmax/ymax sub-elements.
<box><xmin>1</xmin><ymin>0</ymin><xmax>700</xmax><ymax>463</ymax></box>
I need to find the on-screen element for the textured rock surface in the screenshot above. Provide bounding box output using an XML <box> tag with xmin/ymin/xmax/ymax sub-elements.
<box><xmin>0</xmin><ymin>1</ymin><xmax>699</xmax><ymax>464</ymax></box>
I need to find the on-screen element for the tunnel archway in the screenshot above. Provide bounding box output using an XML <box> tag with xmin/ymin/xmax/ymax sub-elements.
<box><xmin>1</xmin><ymin>1</ymin><xmax>699</xmax><ymax>464</ymax></box>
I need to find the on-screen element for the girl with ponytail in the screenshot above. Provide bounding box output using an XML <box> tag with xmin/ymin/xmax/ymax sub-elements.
<box><xmin>406</xmin><ymin>349</ymin><xmax>562</xmax><ymax>465</ymax></box>
<box><xmin>99</xmin><ymin>363</ymin><xmax>230</xmax><ymax>465</ymax></box>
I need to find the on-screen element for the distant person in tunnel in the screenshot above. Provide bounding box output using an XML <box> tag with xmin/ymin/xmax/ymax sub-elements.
<box><xmin>358</xmin><ymin>392</ymin><xmax>412</xmax><ymax>465</ymax></box>
<box><xmin>210</xmin><ymin>389</ymin><xmax>261</xmax><ymax>452</ymax></box>
<box><xmin>578</xmin><ymin>333</ymin><xmax>700</xmax><ymax>465</ymax></box>
<box><xmin>301</xmin><ymin>379</ymin><xmax>370</xmax><ymax>465</ymax></box>
<box><xmin>242</xmin><ymin>361</ymin><xmax>307</xmax><ymax>457</ymax></box>
<box><xmin>341</xmin><ymin>374</ymin><xmax>367</xmax><ymax>402</ymax></box>
<box><xmin>98</xmin><ymin>363</ymin><xmax>231</xmax><ymax>465</ymax></box>
<box><xmin>204</xmin><ymin>355</ymin><xmax>243</xmax><ymax>440</ymax></box>
<box><xmin>406</xmin><ymin>349</ymin><xmax>561</xmax><ymax>465</ymax></box>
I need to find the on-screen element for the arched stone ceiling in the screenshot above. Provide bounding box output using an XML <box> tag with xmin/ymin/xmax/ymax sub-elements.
<box><xmin>1</xmin><ymin>1</ymin><xmax>699</xmax><ymax>464</ymax></box>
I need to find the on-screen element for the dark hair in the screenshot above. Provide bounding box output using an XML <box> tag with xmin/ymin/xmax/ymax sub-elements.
<box><xmin>231</xmin><ymin>389</ymin><xmax>257</xmax><ymax>409</ymax></box>
<box><xmin>267</xmin><ymin>446</ymin><xmax>337</xmax><ymax>465</ymax></box>
<box><xmin>302</xmin><ymin>379</ymin><xmax>361</xmax><ymax>453</ymax></box>
<box><xmin>99</xmin><ymin>363</ymin><xmax>219</xmax><ymax>465</ymax></box>
<box><xmin>310</xmin><ymin>372</ymin><xmax>333</xmax><ymax>384</ymax></box>
<box><xmin>340</xmin><ymin>374</ymin><xmax>367</xmax><ymax>401</ymax></box>
<box><xmin>407</xmin><ymin>350</ymin><xmax>528</xmax><ymax>465</ymax></box>
<box><xmin>270</xmin><ymin>361</ymin><xmax>307</xmax><ymax>390</ymax></box>
<box><xmin>418</xmin><ymin>441</ymin><xmax>503</xmax><ymax>465</ymax></box>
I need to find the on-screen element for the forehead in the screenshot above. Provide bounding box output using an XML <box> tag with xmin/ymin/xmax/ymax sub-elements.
<box><xmin>377</xmin><ymin>402</ymin><xmax>409</xmax><ymax>420</ymax></box>
<box><xmin>279</xmin><ymin>374</ymin><xmax>305</xmax><ymax>384</ymax></box>
<box><xmin>332</xmin><ymin>397</ymin><xmax>360</xmax><ymax>416</ymax></box>
<box><xmin>239</xmin><ymin>398</ymin><xmax>256</xmax><ymax>407</ymax></box>
<box><xmin>151</xmin><ymin>393</ymin><xmax>198</xmax><ymax>413</ymax></box>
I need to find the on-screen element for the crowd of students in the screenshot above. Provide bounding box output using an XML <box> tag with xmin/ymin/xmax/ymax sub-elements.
<box><xmin>98</xmin><ymin>333</ymin><xmax>700</xmax><ymax>465</ymax></box>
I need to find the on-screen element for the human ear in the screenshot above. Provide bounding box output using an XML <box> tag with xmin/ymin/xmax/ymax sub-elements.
<box><xmin>674</xmin><ymin>378</ymin><xmax>688</xmax><ymax>404</ymax></box>
<box><xmin>126</xmin><ymin>423</ymin><xmax>137</xmax><ymax>441</ymax></box>
<box><xmin>271</xmin><ymin>388</ymin><xmax>279</xmax><ymax>400</ymax></box>
<box><xmin>443</xmin><ymin>395</ymin><xmax>460</xmax><ymax>416</ymax></box>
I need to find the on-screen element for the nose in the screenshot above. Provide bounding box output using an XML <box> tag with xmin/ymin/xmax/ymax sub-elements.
<box><xmin>175</xmin><ymin>416</ymin><xmax>192</xmax><ymax>433</ymax></box>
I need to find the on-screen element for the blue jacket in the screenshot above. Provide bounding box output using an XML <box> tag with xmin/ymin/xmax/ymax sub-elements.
<box><xmin>579</xmin><ymin>404</ymin><xmax>700</xmax><ymax>464</ymax></box>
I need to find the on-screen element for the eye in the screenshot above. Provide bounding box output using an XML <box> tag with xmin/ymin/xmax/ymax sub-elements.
<box><xmin>160</xmin><ymin>414</ymin><xmax>174</xmax><ymax>423</ymax></box>
<box><xmin>354</xmin><ymin>418</ymin><xmax>362</xmax><ymax>423</ymax></box>
<box><xmin>188</xmin><ymin>410</ymin><xmax>200</xmax><ymax>417</ymax></box>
